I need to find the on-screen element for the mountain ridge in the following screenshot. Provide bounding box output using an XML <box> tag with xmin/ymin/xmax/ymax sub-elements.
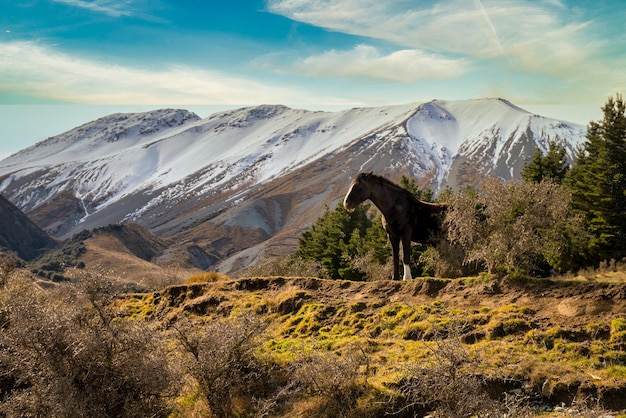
<box><xmin>0</xmin><ymin>98</ymin><xmax>588</xmax><ymax>273</ymax></box>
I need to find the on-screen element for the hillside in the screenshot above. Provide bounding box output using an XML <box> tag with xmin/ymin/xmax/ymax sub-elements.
<box><xmin>0</xmin><ymin>194</ymin><xmax>58</xmax><ymax>260</ymax></box>
<box><xmin>58</xmin><ymin>223</ymin><xmax>204</xmax><ymax>290</ymax></box>
<box><xmin>120</xmin><ymin>272</ymin><xmax>626</xmax><ymax>415</ymax></box>
<box><xmin>3</xmin><ymin>242</ymin><xmax>626</xmax><ymax>416</ymax></box>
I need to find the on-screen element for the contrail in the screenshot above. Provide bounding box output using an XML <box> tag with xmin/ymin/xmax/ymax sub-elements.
<box><xmin>473</xmin><ymin>0</ymin><xmax>512</xmax><ymax>65</ymax></box>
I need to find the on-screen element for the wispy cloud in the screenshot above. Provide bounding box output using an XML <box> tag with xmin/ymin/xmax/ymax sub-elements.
<box><xmin>0</xmin><ymin>41</ymin><xmax>326</xmax><ymax>105</ymax></box>
<box><xmin>51</xmin><ymin>0</ymin><xmax>135</xmax><ymax>17</ymax></box>
<box><xmin>261</xmin><ymin>45</ymin><xmax>468</xmax><ymax>83</ymax></box>
<box><xmin>265</xmin><ymin>0</ymin><xmax>626</xmax><ymax>103</ymax></box>
<box><xmin>266</xmin><ymin>0</ymin><xmax>603</xmax><ymax>77</ymax></box>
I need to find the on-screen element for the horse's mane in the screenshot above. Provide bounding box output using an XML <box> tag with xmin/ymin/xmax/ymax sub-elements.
<box><xmin>367</xmin><ymin>173</ymin><xmax>412</xmax><ymax>194</ymax></box>
<box><xmin>361</xmin><ymin>172</ymin><xmax>445</xmax><ymax>208</ymax></box>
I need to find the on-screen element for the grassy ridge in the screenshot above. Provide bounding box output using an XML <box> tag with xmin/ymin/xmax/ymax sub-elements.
<box><xmin>116</xmin><ymin>274</ymin><xmax>626</xmax><ymax>416</ymax></box>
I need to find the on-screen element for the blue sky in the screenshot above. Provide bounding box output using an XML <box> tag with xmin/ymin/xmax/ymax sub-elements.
<box><xmin>0</xmin><ymin>0</ymin><xmax>624</xmax><ymax>157</ymax></box>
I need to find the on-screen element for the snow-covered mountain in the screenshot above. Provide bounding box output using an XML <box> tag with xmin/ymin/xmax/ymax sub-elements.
<box><xmin>0</xmin><ymin>98</ymin><xmax>587</xmax><ymax>272</ymax></box>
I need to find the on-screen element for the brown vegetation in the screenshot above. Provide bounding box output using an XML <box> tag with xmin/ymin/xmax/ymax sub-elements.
<box><xmin>0</xmin><ymin>270</ymin><xmax>175</xmax><ymax>417</ymax></box>
<box><xmin>2</xmin><ymin>251</ymin><xmax>626</xmax><ymax>417</ymax></box>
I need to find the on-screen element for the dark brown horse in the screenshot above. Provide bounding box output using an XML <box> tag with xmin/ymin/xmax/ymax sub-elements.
<box><xmin>343</xmin><ymin>172</ymin><xmax>446</xmax><ymax>280</ymax></box>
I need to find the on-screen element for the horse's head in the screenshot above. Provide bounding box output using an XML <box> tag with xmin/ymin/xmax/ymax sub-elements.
<box><xmin>343</xmin><ymin>172</ymin><xmax>373</xmax><ymax>212</ymax></box>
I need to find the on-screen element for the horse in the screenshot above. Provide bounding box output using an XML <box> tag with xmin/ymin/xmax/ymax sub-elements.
<box><xmin>343</xmin><ymin>172</ymin><xmax>447</xmax><ymax>281</ymax></box>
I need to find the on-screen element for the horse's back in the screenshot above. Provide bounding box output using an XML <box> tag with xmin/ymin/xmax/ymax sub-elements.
<box><xmin>410</xmin><ymin>201</ymin><xmax>446</xmax><ymax>243</ymax></box>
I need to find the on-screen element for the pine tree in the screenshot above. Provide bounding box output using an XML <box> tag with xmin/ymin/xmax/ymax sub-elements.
<box><xmin>400</xmin><ymin>175</ymin><xmax>419</xmax><ymax>195</ymax></box>
<box><xmin>543</xmin><ymin>141</ymin><xmax>569</xmax><ymax>182</ymax></box>
<box><xmin>566</xmin><ymin>94</ymin><xmax>626</xmax><ymax>262</ymax></box>
<box><xmin>400</xmin><ymin>175</ymin><xmax>433</xmax><ymax>201</ymax></box>
<box><xmin>294</xmin><ymin>202</ymin><xmax>397</xmax><ymax>280</ymax></box>
<box><xmin>521</xmin><ymin>148</ymin><xmax>544</xmax><ymax>183</ymax></box>
<box><xmin>362</xmin><ymin>217</ymin><xmax>391</xmax><ymax>264</ymax></box>
<box><xmin>521</xmin><ymin>141</ymin><xmax>569</xmax><ymax>184</ymax></box>
<box><xmin>294</xmin><ymin>204</ymin><xmax>372</xmax><ymax>279</ymax></box>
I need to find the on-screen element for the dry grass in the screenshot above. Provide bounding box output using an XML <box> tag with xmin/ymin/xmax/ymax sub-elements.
<box><xmin>63</xmin><ymin>236</ymin><xmax>195</xmax><ymax>289</ymax></box>
<box><xmin>240</xmin><ymin>255</ymin><xmax>322</xmax><ymax>278</ymax></box>
<box><xmin>6</xmin><ymin>246</ymin><xmax>626</xmax><ymax>417</ymax></box>
<box><xmin>185</xmin><ymin>271</ymin><xmax>231</xmax><ymax>284</ymax></box>
<box><xmin>560</xmin><ymin>259</ymin><xmax>626</xmax><ymax>283</ymax></box>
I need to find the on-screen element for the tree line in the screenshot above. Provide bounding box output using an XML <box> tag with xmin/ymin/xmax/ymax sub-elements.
<box><xmin>292</xmin><ymin>94</ymin><xmax>626</xmax><ymax>279</ymax></box>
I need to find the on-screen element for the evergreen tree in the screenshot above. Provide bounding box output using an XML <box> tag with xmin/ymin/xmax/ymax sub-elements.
<box><xmin>400</xmin><ymin>175</ymin><xmax>433</xmax><ymax>201</ymax></box>
<box><xmin>419</xmin><ymin>188</ymin><xmax>434</xmax><ymax>203</ymax></box>
<box><xmin>294</xmin><ymin>202</ymin><xmax>396</xmax><ymax>280</ymax></box>
<box><xmin>521</xmin><ymin>141</ymin><xmax>569</xmax><ymax>184</ymax></box>
<box><xmin>400</xmin><ymin>175</ymin><xmax>418</xmax><ymax>195</ymax></box>
<box><xmin>522</xmin><ymin>148</ymin><xmax>543</xmax><ymax>183</ymax></box>
<box><xmin>436</xmin><ymin>185</ymin><xmax>455</xmax><ymax>203</ymax></box>
<box><xmin>362</xmin><ymin>217</ymin><xmax>391</xmax><ymax>264</ymax></box>
<box><xmin>294</xmin><ymin>204</ymin><xmax>372</xmax><ymax>280</ymax></box>
<box><xmin>566</xmin><ymin>94</ymin><xmax>626</xmax><ymax>262</ymax></box>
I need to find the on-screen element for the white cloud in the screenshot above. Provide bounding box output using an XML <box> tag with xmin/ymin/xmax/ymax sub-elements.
<box><xmin>0</xmin><ymin>41</ymin><xmax>321</xmax><ymax>105</ymax></box>
<box><xmin>51</xmin><ymin>0</ymin><xmax>135</xmax><ymax>17</ymax></box>
<box><xmin>266</xmin><ymin>0</ymin><xmax>595</xmax><ymax>69</ymax></box>
<box><xmin>265</xmin><ymin>0</ymin><xmax>626</xmax><ymax>104</ymax></box>
<box><xmin>271</xmin><ymin>44</ymin><xmax>467</xmax><ymax>82</ymax></box>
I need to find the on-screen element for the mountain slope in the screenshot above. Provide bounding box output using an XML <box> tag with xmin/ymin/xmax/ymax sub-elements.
<box><xmin>0</xmin><ymin>194</ymin><xmax>58</xmax><ymax>260</ymax></box>
<box><xmin>0</xmin><ymin>99</ymin><xmax>587</xmax><ymax>272</ymax></box>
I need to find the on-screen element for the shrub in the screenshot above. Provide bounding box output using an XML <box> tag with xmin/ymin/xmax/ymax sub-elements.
<box><xmin>399</xmin><ymin>329</ymin><xmax>498</xmax><ymax>416</ymax></box>
<box><xmin>0</xmin><ymin>250</ymin><xmax>18</xmax><ymax>286</ymax></box>
<box><xmin>29</xmin><ymin>240</ymin><xmax>87</xmax><ymax>277</ymax></box>
<box><xmin>0</xmin><ymin>275</ymin><xmax>177</xmax><ymax>417</ymax></box>
<box><xmin>398</xmin><ymin>322</ymin><xmax>536</xmax><ymax>417</ymax></box>
<box><xmin>444</xmin><ymin>178</ymin><xmax>587</xmax><ymax>274</ymax></box>
<box><xmin>348</xmin><ymin>252</ymin><xmax>394</xmax><ymax>281</ymax></box>
<box><xmin>418</xmin><ymin>240</ymin><xmax>478</xmax><ymax>278</ymax></box>
<box><xmin>174</xmin><ymin>313</ymin><xmax>287</xmax><ymax>417</ymax></box>
<box><xmin>289</xmin><ymin>345</ymin><xmax>371</xmax><ymax>417</ymax></box>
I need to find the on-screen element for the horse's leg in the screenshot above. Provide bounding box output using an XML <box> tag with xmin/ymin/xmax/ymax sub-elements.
<box><xmin>402</xmin><ymin>235</ymin><xmax>412</xmax><ymax>281</ymax></box>
<box><xmin>389</xmin><ymin>235</ymin><xmax>400</xmax><ymax>281</ymax></box>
